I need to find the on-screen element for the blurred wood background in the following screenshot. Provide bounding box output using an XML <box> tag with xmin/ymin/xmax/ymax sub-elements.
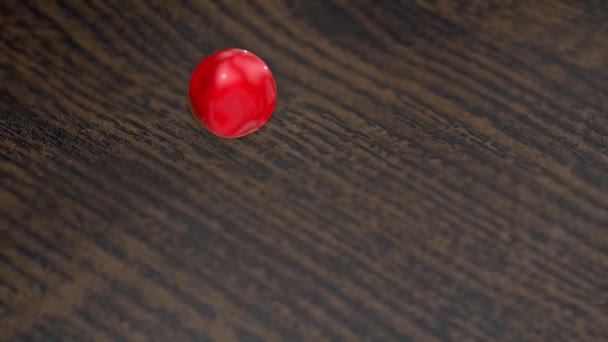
<box><xmin>1</xmin><ymin>0</ymin><xmax>607</xmax><ymax>340</ymax></box>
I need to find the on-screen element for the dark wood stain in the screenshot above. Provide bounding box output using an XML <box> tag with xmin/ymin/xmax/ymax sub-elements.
<box><xmin>1</xmin><ymin>0</ymin><xmax>607</xmax><ymax>340</ymax></box>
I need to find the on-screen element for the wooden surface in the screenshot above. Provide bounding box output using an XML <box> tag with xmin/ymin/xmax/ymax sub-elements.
<box><xmin>1</xmin><ymin>0</ymin><xmax>608</xmax><ymax>340</ymax></box>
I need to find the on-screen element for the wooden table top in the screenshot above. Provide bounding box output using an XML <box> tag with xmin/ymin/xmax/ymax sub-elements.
<box><xmin>2</xmin><ymin>1</ymin><xmax>607</xmax><ymax>340</ymax></box>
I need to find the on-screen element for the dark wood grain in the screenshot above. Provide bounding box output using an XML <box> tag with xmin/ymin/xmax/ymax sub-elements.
<box><xmin>1</xmin><ymin>0</ymin><xmax>608</xmax><ymax>340</ymax></box>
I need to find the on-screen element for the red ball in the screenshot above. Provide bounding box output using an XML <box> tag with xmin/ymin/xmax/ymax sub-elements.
<box><xmin>188</xmin><ymin>48</ymin><xmax>277</xmax><ymax>138</ymax></box>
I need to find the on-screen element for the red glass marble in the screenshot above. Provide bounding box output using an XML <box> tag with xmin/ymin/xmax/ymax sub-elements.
<box><xmin>188</xmin><ymin>48</ymin><xmax>277</xmax><ymax>138</ymax></box>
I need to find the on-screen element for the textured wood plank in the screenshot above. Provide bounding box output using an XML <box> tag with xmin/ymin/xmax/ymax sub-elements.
<box><xmin>1</xmin><ymin>0</ymin><xmax>607</xmax><ymax>340</ymax></box>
